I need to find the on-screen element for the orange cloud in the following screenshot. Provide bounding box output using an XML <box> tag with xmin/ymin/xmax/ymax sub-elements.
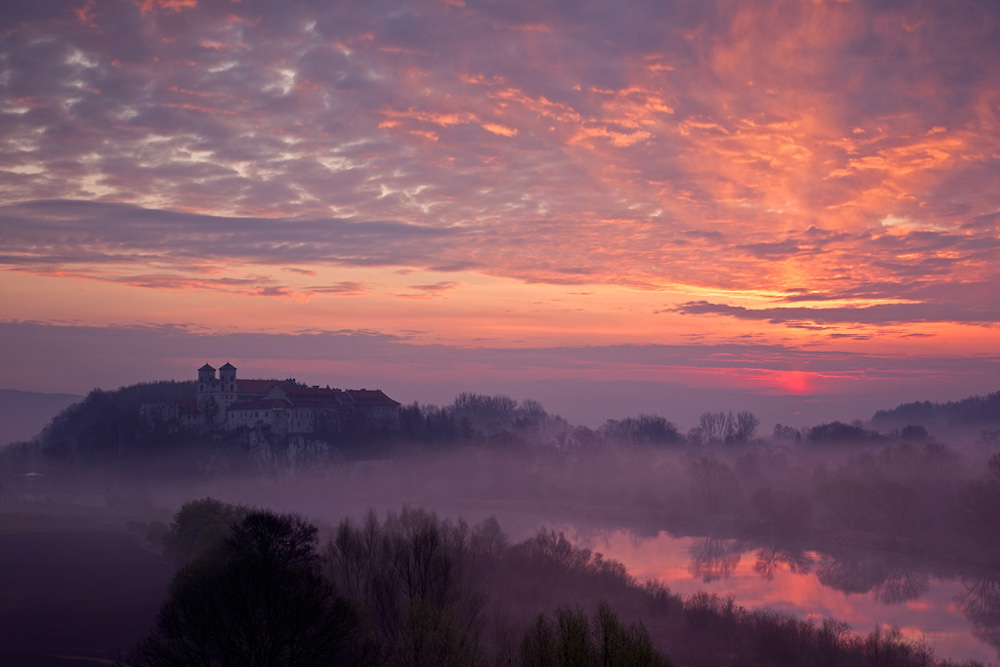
<box><xmin>73</xmin><ymin>0</ymin><xmax>98</xmax><ymax>28</ymax></box>
<box><xmin>137</xmin><ymin>0</ymin><xmax>197</xmax><ymax>13</ymax></box>
<box><xmin>481</xmin><ymin>123</ymin><xmax>518</xmax><ymax>137</ymax></box>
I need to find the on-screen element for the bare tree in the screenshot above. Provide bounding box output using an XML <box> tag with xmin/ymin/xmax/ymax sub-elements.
<box><xmin>730</xmin><ymin>411</ymin><xmax>760</xmax><ymax>444</ymax></box>
<box><xmin>449</xmin><ymin>393</ymin><xmax>518</xmax><ymax>436</ymax></box>
<box><xmin>325</xmin><ymin>507</ymin><xmax>491</xmax><ymax>667</ymax></box>
<box><xmin>698</xmin><ymin>412</ymin><xmax>728</xmax><ymax>443</ymax></box>
<box><xmin>519</xmin><ymin>603</ymin><xmax>672</xmax><ymax>667</ymax></box>
<box><xmin>601</xmin><ymin>415</ymin><xmax>681</xmax><ymax>447</ymax></box>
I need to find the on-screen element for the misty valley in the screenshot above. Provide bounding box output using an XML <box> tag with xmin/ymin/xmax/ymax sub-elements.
<box><xmin>6</xmin><ymin>0</ymin><xmax>1000</xmax><ymax>664</ymax></box>
<box><xmin>4</xmin><ymin>384</ymin><xmax>1000</xmax><ymax>666</ymax></box>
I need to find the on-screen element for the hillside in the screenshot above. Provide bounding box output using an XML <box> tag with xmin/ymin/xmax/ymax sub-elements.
<box><xmin>871</xmin><ymin>390</ymin><xmax>1000</xmax><ymax>430</ymax></box>
<box><xmin>38</xmin><ymin>381</ymin><xmax>195</xmax><ymax>464</ymax></box>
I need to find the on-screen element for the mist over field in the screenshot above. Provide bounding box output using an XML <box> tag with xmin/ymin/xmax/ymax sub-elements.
<box><xmin>4</xmin><ymin>384</ymin><xmax>1000</xmax><ymax>666</ymax></box>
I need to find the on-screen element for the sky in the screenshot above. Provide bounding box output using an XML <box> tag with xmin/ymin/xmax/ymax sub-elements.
<box><xmin>2</xmin><ymin>0</ymin><xmax>999</xmax><ymax>429</ymax></box>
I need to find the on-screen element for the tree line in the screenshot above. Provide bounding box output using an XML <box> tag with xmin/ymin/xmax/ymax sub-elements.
<box><xmin>0</xmin><ymin>379</ymin><xmax>967</xmax><ymax>482</ymax></box>
<box><xmin>400</xmin><ymin>394</ymin><xmax>764</xmax><ymax>449</ymax></box>
<box><xmin>128</xmin><ymin>500</ymin><xmax>672</xmax><ymax>667</ymax></box>
<box><xmin>123</xmin><ymin>499</ymin><xmax>982</xmax><ymax>666</ymax></box>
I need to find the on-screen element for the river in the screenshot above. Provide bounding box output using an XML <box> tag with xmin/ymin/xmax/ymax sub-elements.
<box><xmin>554</xmin><ymin>524</ymin><xmax>1000</xmax><ymax>664</ymax></box>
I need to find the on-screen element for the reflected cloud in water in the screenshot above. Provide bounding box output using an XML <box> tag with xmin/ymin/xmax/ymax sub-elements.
<box><xmin>688</xmin><ymin>537</ymin><xmax>742</xmax><ymax>583</ymax></box>
<box><xmin>961</xmin><ymin>577</ymin><xmax>1000</xmax><ymax>655</ymax></box>
<box><xmin>753</xmin><ymin>546</ymin><xmax>812</xmax><ymax>582</ymax></box>
<box><xmin>558</xmin><ymin>525</ymin><xmax>1000</xmax><ymax>664</ymax></box>
<box><xmin>817</xmin><ymin>556</ymin><xmax>930</xmax><ymax>605</ymax></box>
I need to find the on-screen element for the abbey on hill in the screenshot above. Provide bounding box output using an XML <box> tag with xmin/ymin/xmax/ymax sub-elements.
<box><xmin>140</xmin><ymin>362</ymin><xmax>400</xmax><ymax>435</ymax></box>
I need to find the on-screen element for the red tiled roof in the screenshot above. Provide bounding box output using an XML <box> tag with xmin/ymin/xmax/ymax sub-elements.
<box><xmin>229</xmin><ymin>397</ymin><xmax>292</xmax><ymax>411</ymax></box>
<box><xmin>344</xmin><ymin>389</ymin><xmax>400</xmax><ymax>406</ymax></box>
<box><xmin>235</xmin><ymin>379</ymin><xmax>294</xmax><ymax>393</ymax></box>
<box><xmin>284</xmin><ymin>386</ymin><xmax>337</xmax><ymax>396</ymax></box>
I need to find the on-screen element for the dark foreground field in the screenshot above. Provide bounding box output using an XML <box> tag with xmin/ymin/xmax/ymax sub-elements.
<box><xmin>0</xmin><ymin>516</ymin><xmax>170</xmax><ymax>666</ymax></box>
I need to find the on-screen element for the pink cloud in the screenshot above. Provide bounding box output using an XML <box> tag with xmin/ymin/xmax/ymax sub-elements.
<box><xmin>1</xmin><ymin>0</ymin><xmax>999</xmax><ymax>404</ymax></box>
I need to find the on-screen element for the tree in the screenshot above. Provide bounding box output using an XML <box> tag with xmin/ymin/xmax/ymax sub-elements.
<box><xmin>325</xmin><ymin>507</ymin><xmax>492</xmax><ymax>667</ymax></box>
<box><xmin>40</xmin><ymin>381</ymin><xmax>195</xmax><ymax>464</ymax></box>
<box><xmin>807</xmin><ymin>421</ymin><xmax>883</xmax><ymax>444</ymax></box>
<box><xmin>519</xmin><ymin>603</ymin><xmax>672</xmax><ymax>666</ymax></box>
<box><xmin>698</xmin><ymin>411</ymin><xmax>759</xmax><ymax>445</ymax></box>
<box><xmin>449</xmin><ymin>393</ymin><xmax>519</xmax><ymax>437</ymax></box>
<box><xmin>730</xmin><ymin>411</ymin><xmax>760</xmax><ymax>444</ymax></box>
<box><xmin>698</xmin><ymin>412</ymin><xmax>728</xmax><ymax>444</ymax></box>
<box><xmin>688</xmin><ymin>456</ymin><xmax>740</xmax><ymax>513</ymax></box>
<box><xmin>772</xmin><ymin>424</ymin><xmax>801</xmax><ymax>441</ymax></box>
<box><xmin>961</xmin><ymin>453</ymin><xmax>1000</xmax><ymax>550</ymax></box>
<box><xmin>600</xmin><ymin>415</ymin><xmax>681</xmax><ymax>447</ymax></box>
<box><xmin>161</xmin><ymin>497</ymin><xmax>248</xmax><ymax>569</ymax></box>
<box><xmin>127</xmin><ymin>510</ymin><xmax>372</xmax><ymax>667</ymax></box>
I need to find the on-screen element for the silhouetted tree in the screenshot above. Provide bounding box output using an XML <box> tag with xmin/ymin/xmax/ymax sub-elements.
<box><xmin>807</xmin><ymin>421</ymin><xmax>883</xmax><ymax>444</ymax></box>
<box><xmin>600</xmin><ymin>415</ymin><xmax>681</xmax><ymax>447</ymax></box>
<box><xmin>127</xmin><ymin>509</ymin><xmax>372</xmax><ymax>667</ymax></box>
<box><xmin>873</xmin><ymin>390</ymin><xmax>1000</xmax><ymax>429</ymax></box>
<box><xmin>961</xmin><ymin>453</ymin><xmax>1000</xmax><ymax>550</ymax></box>
<box><xmin>40</xmin><ymin>381</ymin><xmax>195</xmax><ymax>463</ymax></box>
<box><xmin>513</xmin><ymin>399</ymin><xmax>548</xmax><ymax>434</ymax></box>
<box><xmin>324</xmin><ymin>507</ymin><xmax>491</xmax><ymax>667</ymax></box>
<box><xmin>698</xmin><ymin>412</ymin><xmax>728</xmax><ymax>444</ymax></box>
<box><xmin>450</xmin><ymin>393</ymin><xmax>518</xmax><ymax>437</ymax></box>
<box><xmin>161</xmin><ymin>497</ymin><xmax>249</xmax><ymax>569</ymax></box>
<box><xmin>519</xmin><ymin>603</ymin><xmax>672</xmax><ymax>667</ymax></box>
<box><xmin>730</xmin><ymin>411</ymin><xmax>759</xmax><ymax>443</ymax></box>
<box><xmin>772</xmin><ymin>423</ymin><xmax>801</xmax><ymax>441</ymax></box>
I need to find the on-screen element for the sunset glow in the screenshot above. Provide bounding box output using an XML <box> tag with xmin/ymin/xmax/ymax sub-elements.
<box><xmin>2</xmin><ymin>0</ymin><xmax>999</xmax><ymax>425</ymax></box>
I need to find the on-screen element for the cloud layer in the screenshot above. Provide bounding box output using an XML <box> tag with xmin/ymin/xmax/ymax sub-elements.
<box><xmin>1</xmin><ymin>0</ymin><xmax>999</xmax><ymax>404</ymax></box>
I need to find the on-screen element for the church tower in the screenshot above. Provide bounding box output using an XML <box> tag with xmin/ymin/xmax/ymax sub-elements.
<box><xmin>219</xmin><ymin>362</ymin><xmax>237</xmax><ymax>390</ymax></box>
<box><xmin>197</xmin><ymin>363</ymin><xmax>220</xmax><ymax>426</ymax></box>
<box><xmin>219</xmin><ymin>362</ymin><xmax>238</xmax><ymax>414</ymax></box>
<box><xmin>198</xmin><ymin>363</ymin><xmax>216</xmax><ymax>386</ymax></box>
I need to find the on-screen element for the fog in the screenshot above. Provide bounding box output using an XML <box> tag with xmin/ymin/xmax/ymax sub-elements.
<box><xmin>3</xmin><ymin>395</ymin><xmax>1000</xmax><ymax>665</ymax></box>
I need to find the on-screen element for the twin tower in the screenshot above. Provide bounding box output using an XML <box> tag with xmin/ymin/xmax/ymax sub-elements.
<box><xmin>197</xmin><ymin>362</ymin><xmax>238</xmax><ymax>425</ymax></box>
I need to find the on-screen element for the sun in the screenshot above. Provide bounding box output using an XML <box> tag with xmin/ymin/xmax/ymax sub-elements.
<box><xmin>774</xmin><ymin>370</ymin><xmax>814</xmax><ymax>395</ymax></box>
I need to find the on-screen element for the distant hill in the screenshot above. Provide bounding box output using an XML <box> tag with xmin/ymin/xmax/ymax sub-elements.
<box><xmin>38</xmin><ymin>381</ymin><xmax>195</xmax><ymax>464</ymax></box>
<box><xmin>872</xmin><ymin>390</ymin><xmax>1000</xmax><ymax>430</ymax></box>
<box><xmin>0</xmin><ymin>389</ymin><xmax>84</xmax><ymax>446</ymax></box>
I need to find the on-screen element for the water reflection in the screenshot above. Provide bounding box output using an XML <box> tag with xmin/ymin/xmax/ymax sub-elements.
<box><xmin>688</xmin><ymin>537</ymin><xmax>741</xmax><ymax>582</ymax></box>
<box><xmin>961</xmin><ymin>577</ymin><xmax>1000</xmax><ymax>653</ymax></box>
<box><xmin>685</xmin><ymin>537</ymin><xmax>1000</xmax><ymax>660</ymax></box>
<box><xmin>816</xmin><ymin>556</ymin><xmax>929</xmax><ymax>604</ymax></box>
<box><xmin>753</xmin><ymin>546</ymin><xmax>812</xmax><ymax>581</ymax></box>
<box><xmin>684</xmin><ymin>538</ymin><xmax>934</xmax><ymax>606</ymax></box>
<box><xmin>565</xmin><ymin>525</ymin><xmax>1000</xmax><ymax>663</ymax></box>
